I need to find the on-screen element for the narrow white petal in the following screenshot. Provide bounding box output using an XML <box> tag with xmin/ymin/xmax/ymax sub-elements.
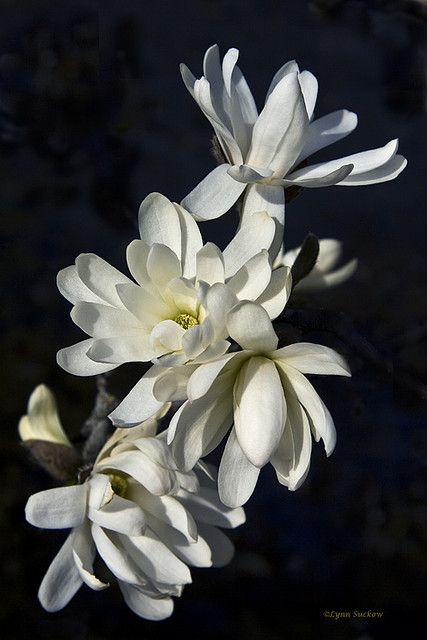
<box><xmin>25</xmin><ymin>485</ymin><xmax>87</xmax><ymax>529</ymax></box>
<box><xmin>298</xmin><ymin>258</ymin><xmax>358</xmax><ymax>292</ymax></box>
<box><xmin>226</xmin><ymin>250</ymin><xmax>272</xmax><ymax>302</ymax></box>
<box><xmin>266</xmin><ymin>59</ymin><xmax>300</xmax><ymax>99</ymax></box>
<box><xmin>227</xmin><ymin>164</ymin><xmax>273</xmax><ymax>183</ymax></box>
<box><xmin>71</xmin><ymin>302</ymin><xmax>142</xmax><ymax>339</ymax></box>
<box><xmin>150</xmin><ymin>320</ymin><xmax>185</xmax><ymax>354</ymax></box>
<box><xmin>246</xmin><ymin>72</ymin><xmax>308</xmax><ymax>176</ymax></box>
<box><xmin>72</xmin><ymin>524</ymin><xmax>109</xmax><ymax>590</ymax></box>
<box><xmin>226</xmin><ymin>301</ymin><xmax>278</xmax><ymax>352</ymax></box>
<box><xmin>298</xmin><ymin>70</ymin><xmax>318</xmax><ymax>120</ymax></box>
<box><xmin>338</xmin><ymin>154</ymin><xmax>407</xmax><ymax>185</ymax></box>
<box><xmin>218</xmin><ymin>428</ymin><xmax>260</xmax><ymax>507</ymax></box>
<box><xmin>203</xmin><ymin>282</ymin><xmax>239</xmax><ymax>337</ymax></box>
<box><xmin>187</xmin><ymin>352</ymin><xmax>239</xmax><ymax>401</ymax></box>
<box><xmin>119</xmin><ymin>582</ymin><xmax>174</xmax><ymax>620</ymax></box>
<box><xmin>234</xmin><ymin>357</ymin><xmax>284</xmax><ymax>467</ymax></box>
<box><xmin>256</xmin><ymin>266</ymin><xmax>292</xmax><ymax>320</ymax></box>
<box><xmin>131</xmin><ymin>487</ymin><xmax>197</xmax><ymax>541</ymax></box>
<box><xmin>180</xmin><ymin>62</ymin><xmax>197</xmax><ymax>96</ymax></box>
<box><xmin>126</xmin><ymin>239</ymin><xmax>150</xmax><ymax>286</ymax></box>
<box><xmin>273</xmin><ymin>343</ymin><xmax>351</xmax><ymax>376</ymax></box>
<box><xmin>91</xmin><ymin>523</ymin><xmax>140</xmax><ymax>584</ymax></box>
<box><xmin>98</xmin><ymin>451</ymin><xmax>177</xmax><ymax>496</ymax></box>
<box><xmin>297</xmin><ymin>109</ymin><xmax>358</xmax><ymax>162</ymax></box>
<box><xmin>196</xmin><ymin>243</ymin><xmax>225</xmax><ymax>285</ymax></box>
<box><xmin>181</xmin><ymin>164</ymin><xmax>246</xmax><ymax>222</ymax></box>
<box><xmin>138</xmin><ymin>192</ymin><xmax>182</xmax><ymax>255</ymax></box>
<box><xmin>283</xmin><ymin>163</ymin><xmax>353</xmax><ymax>187</ymax></box>
<box><xmin>57</xmin><ymin>265</ymin><xmax>103</xmax><ymax>305</ymax></box>
<box><xmin>120</xmin><ymin>528</ymin><xmax>192</xmax><ymax>585</ymax></box>
<box><xmin>109</xmin><ymin>367</ymin><xmax>166</xmax><ymax>427</ymax></box>
<box><xmin>223</xmin><ymin>210</ymin><xmax>276</xmax><ymax>277</ymax></box>
<box><xmin>116</xmin><ymin>282</ymin><xmax>172</xmax><ymax>327</ymax></box>
<box><xmin>88</xmin><ymin>474</ymin><xmax>114</xmax><ymax>509</ymax></box>
<box><xmin>75</xmin><ymin>254</ymin><xmax>132</xmax><ymax>308</ymax></box>
<box><xmin>178</xmin><ymin>485</ymin><xmax>246</xmax><ymax>529</ymax></box>
<box><xmin>38</xmin><ymin>533</ymin><xmax>83</xmax><ymax>612</ymax></box>
<box><xmin>146</xmin><ymin>243</ymin><xmax>182</xmax><ymax>289</ymax></box>
<box><xmin>89</xmin><ymin>495</ymin><xmax>146</xmax><ymax>536</ymax></box>
<box><xmin>196</xmin><ymin>523</ymin><xmax>235</xmax><ymax>567</ymax></box>
<box><xmin>147</xmin><ymin>514</ymin><xmax>212</xmax><ymax>568</ymax></box>
<box><xmin>88</xmin><ymin>335</ymin><xmax>155</xmax><ymax>364</ymax></box>
<box><xmin>240</xmin><ymin>184</ymin><xmax>285</xmax><ymax>263</ymax></box>
<box><xmin>57</xmin><ymin>339</ymin><xmax>118</xmax><ymax>376</ymax></box>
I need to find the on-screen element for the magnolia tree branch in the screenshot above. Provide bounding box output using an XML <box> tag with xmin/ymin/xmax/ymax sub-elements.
<box><xmin>80</xmin><ymin>375</ymin><xmax>119</xmax><ymax>465</ymax></box>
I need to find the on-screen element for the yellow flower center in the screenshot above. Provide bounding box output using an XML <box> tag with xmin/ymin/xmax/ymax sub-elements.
<box><xmin>174</xmin><ymin>313</ymin><xmax>199</xmax><ymax>329</ymax></box>
<box><xmin>106</xmin><ymin>472</ymin><xmax>128</xmax><ymax>498</ymax></box>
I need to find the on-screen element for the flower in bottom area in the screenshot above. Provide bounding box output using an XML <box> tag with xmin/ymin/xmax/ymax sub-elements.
<box><xmin>25</xmin><ymin>424</ymin><xmax>245</xmax><ymax>620</ymax></box>
<box><xmin>168</xmin><ymin>301</ymin><xmax>351</xmax><ymax>508</ymax></box>
<box><xmin>275</xmin><ymin>238</ymin><xmax>358</xmax><ymax>292</ymax></box>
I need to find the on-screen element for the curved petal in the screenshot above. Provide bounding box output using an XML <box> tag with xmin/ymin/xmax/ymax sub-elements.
<box><xmin>298</xmin><ymin>258</ymin><xmax>358</xmax><ymax>292</ymax></box>
<box><xmin>233</xmin><ymin>357</ymin><xmax>285</xmax><ymax>467</ymax></box>
<box><xmin>146</xmin><ymin>244</ymin><xmax>181</xmax><ymax>288</ymax></box>
<box><xmin>26</xmin><ymin>484</ymin><xmax>87</xmax><ymax>529</ymax></box>
<box><xmin>196</xmin><ymin>523</ymin><xmax>236</xmax><ymax>567</ymax></box>
<box><xmin>283</xmin><ymin>163</ymin><xmax>353</xmax><ymax>188</ymax></box>
<box><xmin>109</xmin><ymin>366</ymin><xmax>166</xmax><ymax>427</ymax></box>
<box><xmin>57</xmin><ymin>265</ymin><xmax>103</xmax><ymax>306</ymax></box>
<box><xmin>99</xmin><ymin>451</ymin><xmax>178</xmax><ymax>496</ymax></box>
<box><xmin>196</xmin><ymin>243</ymin><xmax>225</xmax><ymax>285</ymax></box>
<box><xmin>178</xmin><ymin>485</ymin><xmax>246</xmax><ymax>529</ymax></box>
<box><xmin>38</xmin><ymin>533</ymin><xmax>83</xmax><ymax>612</ymax></box>
<box><xmin>273</xmin><ymin>343</ymin><xmax>351</xmax><ymax>377</ymax></box>
<box><xmin>226</xmin><ymin>301</ymin><xmax>278</xmax><ymax>352</ymax></box>
<box><xmin>181</xmin><ymin>164</ymin><xmax>246</xmax><ymax>222</ymax></box>
<box><xmin>147</xmin><ymin>514</ymin><xmax>212</xmax><ymax>567</ymax></box>
<box><xmin>297</xmin><ymin>109</ymin><xmax>358</xmax><ymax>162</ymax></box>
<box><xmin>88</xmin><ymin>335</ymin><xmax>155</xmax><ymax>364</ymax></box>
<box><xmin>218</xmin><ymin>428</ymin><xmax>260</xmax><ymax>507</ymax></box>
<box><xmin>126</xmin><ymin>239</ymin><xmax>150</xmax><ymax>287</ymax></box>
<box><xmin>187</xmin><ymin>352</ymin><xmax>240</xmax><ymax>402</ymax></box>
<box><xmin>240</xmin><ymin>184</ymin><xmax>285</xmax><ymax>263</ymax></box>
<box><xmin>71</xmin><ymin>302</ymin><xmax>142</xmax><ymax>339</ymax></box>
<box><xmin>89</xmin><ymin>495</ymin><xmax>146</xmax><ymax>536</ymax></box>
<box><xmin>298</xmin><ymin>70</ymin><xmax>318</xmax><ymax>120</ymax></box>
<box><xmin>20</xmin><ymin>384</ymin><xmax>71</xmax><ymax>446</ymax></box>
<box><xmin>227</xmin><ymin>164</ymin><xmax>273</xmax><ymax>183</ymax></box>
<box><xmin>223</xmin><ymin>210</ymin><xmax>276</xmax><ymax>278</ymax></box>
<box><xmin>75</xmin><ymin>254</ymin><xmax>132</xmax><ymax>308</ymax></box>
<box><xmin>256</xmin><ymin>266</ymin><xmax>292</xmax><ymax>320</ymax></box>
<box><xmin>266</xmin><ymin>59</ymin><xmax>300</xmax><ymax>99</ymax></box>
<box><xmin>119</xmin><ymin>582</ymin><xmax>174</xmax><ymax>620</ymax></box>
<box><xmin>57</xmin><ymin>339</ymin><xmax>118</xmax><ymax>376</ymax></box>
<box><xmin>72</xmin><ymin>524</ymin><xmax>109</xmax><ymax>590</ymax></box>
<box><xmin>338</xmin><ymin>154</ymin><xmax>407</xmax><ymax>185</ymax></box>
<box><xmin>91</xmin><ymin>524</ymin><xmax>141</xmax><ymax>584</ymax></box>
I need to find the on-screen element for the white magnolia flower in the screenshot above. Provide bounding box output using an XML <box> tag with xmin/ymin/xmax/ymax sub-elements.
<box><xmin>275</xmin><ymin>238</ymin><xmax>358</xmax><ymax>292</ymax></box>
<box><xmin>167</xmin><ymin>301</ymin><xmax>351</xmax><ymax>508</ymax></box>
<box><xmin>57</xmin><ymin>191</ymin><xmax>292</xmax><ymax>426</ymax></box>
<box><xmin>180</xmin><ymin>44</ymin><xmax>407</xmax><ymax>246</ymax></box>
<box><xmin>19</xmin><ymin>384</ymin><xmax>72</xmax><ymax>447</ymax></box>
<box><xmin>25</xmin><ymin>423</ymin><xmax>245</xmax><ymax>620</ymax></box>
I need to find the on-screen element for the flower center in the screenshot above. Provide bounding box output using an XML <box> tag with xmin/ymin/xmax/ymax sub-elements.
<box><xmin>174</xmin><ymin>312</ymin><xmax>199</xmax><ymax>330</ymax></box>
<box><xmin>106</xmin><ymin>472</ymin><xmax>128</xmax><ymax>498</ymax></box>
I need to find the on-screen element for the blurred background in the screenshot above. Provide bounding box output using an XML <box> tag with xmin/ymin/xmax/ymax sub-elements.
<box><xmin>1</xmin><ymin>0</ymin><xmax>426</xmax><ymax>638</ymax></box>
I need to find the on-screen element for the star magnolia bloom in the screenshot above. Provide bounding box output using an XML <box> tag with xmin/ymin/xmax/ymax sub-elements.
<box><xmin>25</xmin><ymin>422</ymin><xmax>245</xmax><ymax>620</ymax></box>
<box><xmin>167</xmin><ymin>301</ymin><xmax>351</xmax><ymax>508</ymax></box>
<box><xmin>180</xmin><ymin>44</ymin><xmax>407</xmax><ymax>250</ymax></box>
<box><xmin>19</xmin><ymin>384</ymin><xmax>73</xmax><ymax>446</ymax></box>
<box><xmin>275</xmin><ymin>238</ymin><xmax>358</xmax><ymax>292</ymax></box>
<box><xmin>57</xmin><ymin>192</ymin><xmax>291</xmax><ymax>425</ymax></box>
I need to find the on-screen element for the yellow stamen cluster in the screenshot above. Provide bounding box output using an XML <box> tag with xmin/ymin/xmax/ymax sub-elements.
<box><xmin>106</xmin><ymin>472</ymin><xmax>128</xmax><ymax>498</ymax></box>
<box><xmin>174</xmin><ymin>313</ymin><xmax>199</xmax><ymax>329</ymax></box>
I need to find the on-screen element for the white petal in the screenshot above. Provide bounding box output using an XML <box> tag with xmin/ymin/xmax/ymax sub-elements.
<box><xmin>57</xmin><ymin>339</ymin><xmax>118</xmax><ymax>376</ymax></box>
<box><xmin>167</xmin><ymin>277</ymin><xmax>199</xmax><ymax>317</ymax></box>
<box><xmin>89</xmin><ymin>495</ymin><xmax>146</xmax><ymax>536</ymax></box>
<box><xmin>218</xmin><ymin>429</ymin><xmax>260</xmax><ymax>507</ymax></box>
<box><xmin>88</xmin><ymin>474</ymin><xmax>114</xmax><ymax>509</ymax></box>
<box><xmin>192</xmin><ymin>339</ymin><xmax>231</xmax><ymax>363</ymax></box>
<box><xmin>91</xmin><ymin>523</ymin><xmax>141</xmax><ymax>584</ymax></box>
<box><xmin>203</xmin><ymin>282</ymin><xmax>239</xmax><ymax>336</ymax></box>
<box><xmin>116</xmin><ymin>282</ymin><xmax>172</xmax><ymax>327</ymax></box>
<box><xmin>297</xmin><ymin>258</ymin><xmax>358</xmax><ymax>292</ymax></box>
<box><xmin>147</xmin><ymin>514</ymin><xmax>212</xmax><ymax>568</ymax></box>
<box><xmin>19</xmin><ymin>384</ymin><xmax>71</xmax><ymax>446</ymax></box>
<box><xmin>197</xmin><ymin>522</ymin><xmax>235</xmax><ymax>567</ymax></box>
<box><xmin>146</xmin><ymin>243</ymin><xmax>181</xmax><ymax>288</ymax></box>
<box><xmin>256</xmin><ymin>266</ymin><xmax>292</xmax><ymax>320</ymax></box>
<box><xmin>57</xmin><ymin>265</ymin><xmax>103</xmax><ymax>305</ymax></box>
<box><xmin>109</xmin><ymin>367</ymin><xmax>166</xmax><ymax>427</ymax></box>
<box><xmin>271</xmin><ymin>387</ymin><xmax>312</xmax><ymax>491</ymax></box>
<box><xmin>298</xmin><ymin>70</ymin><xmax>318</xmax><ymax>120</ymax></box>
<box><xmin>226</xmin><ymin>250</ymin><xmax>272</xmax><ymax>302</ymax></box>
<box><xmin>25</xmin><ymin>485</ymin><xmax>87</xmax><ymax>529</ymax></box>
<box><xmin>273</xmin><ymin>343</ymin><xmax>351</xmax><ymax>377</ymax></box>
<box><xmin>126</xmin><ymin>239</ymin><xmax>150</xmax><ymax>286</ymax></box>
<box><xmin>283</xmin><ymin>163</ymin><xmax>354</xmax><ymax>187</ymax></box>
<box><xmin>170</xmin><ymin>386</ymin><xmax>234</xmax><ymax>472</ymax></box>
<box><xmin>120</xmin><ymin>527</ymin><xmax>192</xmax><ymax>586</ymax></box>
<box><xmin>131</xmin><ymin>487</ymin><xmax>197</xmax><ymax>542</ymax></box>
<box><xmin>227</xmin><ymin>164</ymin><xmax>273</xmax><ymax>183</ymax></box>
<box><xmin>297</xmin><ymin>109</ymin><xmax>358</xmax><ymax>162</ymax></box>
<box><xmin>226</xmin><ymin>301</ymin><xmax>278</xmax><ymax>352</ymax></box>
<box><xmin>196</xmin><ymin>243</ymin><xmax>225</xmax><ymax>285</ymax></box>
<box><xmin>233</xmin><ymin>357</ymin><xmax>284</xmax><ymax>467</ymax></box>
<box><xmin>152</xmin><ymin>365</ymin><xmax>195</xmax><ymax>402</ymax></box>
<box><xmin>266</xmin><ymin>59</ymin><xmax>300</xmax><ymax>99</ymax></box>
<box><xmin>246</xmin><ymin>72</ymin><xmax>308</xmax><ymax>176</ymax></box>
<box><xmin>119</xmin><ymin>582</ymin><xmax>174</xmax><ymax>620</ymax></box>
<box><xmin>338</xmin><ymin>154</ymin><xmax>407</xmax><ymax>185</ymax></box>
<box><xmin>187</xmin><ymin>352</ymin><xmax>240</xmax><ymax>401</ymax></box>
<box><xmin>181</xmin><ymin>164</ymin><xmax>246</xmax><ymax>222</ymax></box>
<box><xmin>38</xmin><ymin>533</ymin><xmax>83</xmax><ymax>612</ymax></box>
<box><xmin>150</xmin><ymin>320</ymin><xmax>185</xmax><ymax>354</ymax></box>
<box><xmin>87</xmin><ymin>335</ymin><xmax>155</xmax><ymax>364</ymax></box>
<box><xmin>228</xmin><ymin>61</ymin><xmax>258</xmax><ymax>156</ymax></box>
<box><xmin>72</xmin><ymin>524</ymin><xmax>109</xmax><ymax>590</ymax></box>
<box><xmin>223</xmin><ymin>209</ymin><xmax>276</xmax><ymax>277</ymax></box>
<box><xmin>277</xmin><ymin>362</ymin><xmax>336</xmax><ymax>455</ymax></box>
<box><xmin>181</xmin><ymin>319</ymin><xmax>214</xmax><ymax>360</ymax></box>
<box><xmin>76</xmin><ymin>254</ymin><xmax>132</xmax><ymax>308</ymax></box>
<box><xmin>178</xmin><ymin>485</ymin><xmax>246</xmax><ymax>529</ymax></box>
<box><xmin>240</xmin><ymin>184</ymin><xmax>285</xmax><ymax>263</ymax></box>
<box><xmin>71</xmin><ymin>302</ymin><xmax>142</xmax><ymax>339</ymax></box>
<box><xmin>99</xmin><ymin>451</ymin><xmax>177</xmax><ymax>496</ymax></box>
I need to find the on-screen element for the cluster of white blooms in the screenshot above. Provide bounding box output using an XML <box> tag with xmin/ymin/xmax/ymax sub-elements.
<box><xmin>21</xmin><ymin>45</ymin><xmax>406</xmax><ymax>620</ymax></box>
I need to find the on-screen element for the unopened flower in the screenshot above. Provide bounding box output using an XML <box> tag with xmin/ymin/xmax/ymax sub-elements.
<box><xmin>276</xmin><ymin>238</ymin><xmax>358</xmax><ymax>292</ymax></box>
<box><xmin>168</xmin><ymin>301</ymin><xmax>350</xmax><ymax>507</ymax></box>
<box><xmin>180</xmin><ymin>44</ymin><xmax>406</xmax><ymax>248</ymax></box>
<box><xmin>25</xmin><ymin>423</ymin><xmax>245</xmax><ymax>620</ymax></box>
<box><xmin>57</xmin><ymin>192</ymin><xmax>292</xmax><ymax>426</ymax></box>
